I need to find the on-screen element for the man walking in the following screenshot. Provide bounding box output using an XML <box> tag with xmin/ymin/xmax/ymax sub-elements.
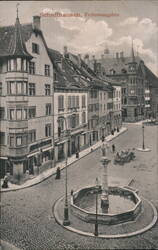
<box><xmin>112</xmin><ymin>144</ymin><xmax>115</xmax><ymax>154</ymax></box>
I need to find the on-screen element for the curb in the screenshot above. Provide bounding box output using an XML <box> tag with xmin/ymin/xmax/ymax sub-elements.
<box><xmin>53</xmin><ymin>195</ymin><xmax>158</xmax><ymax>239</ymax></box>
<box><xmin>1</xmin><ymin>127</ymin><xmax>127</xmax><ymax>193</ymax></box>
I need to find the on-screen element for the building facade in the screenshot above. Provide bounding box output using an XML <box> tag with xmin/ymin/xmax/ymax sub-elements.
<box><xmin>48</xmin><ymin>48</ymin><xmax>88</xmax><ymax>162</ymax></box>
<box><xmin>0</xmin><ymin>16</ymin><xmax>54</xmax><ymax>180</ymax></box>
<box><xmin>67</xmin><ymin>52</ymin><xmax>117</xmax><ymax>145</ymax></box>
<box><xmin>89</xmin><ymin>45</ymin><xmax>157</xmax><ymax>122</ymax></box>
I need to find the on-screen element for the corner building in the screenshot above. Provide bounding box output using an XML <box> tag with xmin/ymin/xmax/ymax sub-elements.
<box><xmin>0</xmin><ymin>16</ymin><xmax>54</xmax><ymax>180</ymax></box>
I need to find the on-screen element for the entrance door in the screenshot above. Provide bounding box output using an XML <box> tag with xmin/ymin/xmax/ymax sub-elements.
<box><xmin>58</xmin><ymin>144</ymin><xmax>65</xmax><ymax>161</ymax></box>
<box><xmin>0</xmin><ymin>159</ymin><xmax>6</xmax><ymax>178</ymax></box>
<box><xmin>71</xmin><ymin>138</ymin><xmax>76</xmax><ymax>155</ymax></box>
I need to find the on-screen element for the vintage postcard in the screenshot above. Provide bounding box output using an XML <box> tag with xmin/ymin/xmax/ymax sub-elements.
<box><xmin>0</xmin><ymin>1</ymin><xmax>158</xmax><ymax>249</ymax></box>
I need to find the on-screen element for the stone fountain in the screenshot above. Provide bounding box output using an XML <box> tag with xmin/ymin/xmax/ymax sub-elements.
<box><xmin>70</xmin><ymin>142</ymin><xmax>142</xmax><ymax>225</ymax></box>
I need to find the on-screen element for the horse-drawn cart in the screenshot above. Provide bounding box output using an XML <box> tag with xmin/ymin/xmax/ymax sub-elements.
<box><xmin>114</xmin><ymin>150</ymin><xmax>135</xmax><ymax>165</ymax></box>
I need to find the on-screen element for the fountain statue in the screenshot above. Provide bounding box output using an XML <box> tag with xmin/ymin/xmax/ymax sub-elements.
<box><xmin>70</xmin><ymin>141</ymin><xmax>142</xmax><ymax>226</ymax></box>
<box><xmin>100</xmin><ymin>143</ymin><xmax>111</xmax><ymax>213</ymax></box>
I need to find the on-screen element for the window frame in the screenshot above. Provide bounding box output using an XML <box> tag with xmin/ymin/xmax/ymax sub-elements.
<box><xmin>45</xmin><ymin>64</ymin><xmax>50</xmax><ymax>76</ymax></box>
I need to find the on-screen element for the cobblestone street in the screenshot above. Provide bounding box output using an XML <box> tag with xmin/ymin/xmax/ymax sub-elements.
<box><xmin>1</xmin><ymin>124</ymin><xmax>158</xmax><ymax>249</ymax></box>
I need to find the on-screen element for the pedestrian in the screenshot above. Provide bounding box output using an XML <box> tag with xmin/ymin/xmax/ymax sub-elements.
<box><xmin>71</xmin><ymin>189</ymin><xmax>74</xmax><ymax>196</ymax></box>
<box><xmin>2</xmin><ymin>175</ymin><xmax>8</xmax><ymax>188</ymax></box>
<box><xmin>101</xmin><ymin>135</ymin><xmax>105</xmax><ymax>142</ymax></box>
<box><xmin>55</xmin><ymin>167</ymin><xmax>61</xmax><ymax>179</ymax></box>
<box><xmin>112</xmin><ymin>144</ymin><xmax>115</xmax><ymax>153</ymax></box>
<box><xmin>76</xmin><ymin>150</ymin><xmax>79</xmax><ymax>158</ymax></box>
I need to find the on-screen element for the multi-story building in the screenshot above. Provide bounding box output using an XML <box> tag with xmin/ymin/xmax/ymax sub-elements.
<box><xmin>89</xmin><ymin>45</ymin><xmax>157</xmax><ymax>122</ymax></box>
<box><xmin>84</xmin><ymin>54</ymin><xmax>122</xmax><ymax>131</ymax></box>
<box><xmin>145</xmin><ymin>66</ymin><xmax>158</xmax><ymax>120</ymax></box>
<box><xmin>48</xmin><ymin>48</ymin><xmax>88</xmax><ymax>162</ymax></box>
<box><xmin>111</xmin><ymin>83</ymin><xmax>122</xmax><ymax>129</ymax></box>
<box><xmin>0</xmin><ymin>15</ymin><xmax>54</xmax><ymax>180</ymax></box>
<box><xmin>65</xmin><ymin>51</ymin><xmax>115</xmax><ymax>145</ymax></box>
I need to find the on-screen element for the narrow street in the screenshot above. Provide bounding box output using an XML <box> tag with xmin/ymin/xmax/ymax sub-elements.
<box><xmin>1</xmin><ymin>124</ymin><xmax>158</xmax><ymax>250</ymax></box>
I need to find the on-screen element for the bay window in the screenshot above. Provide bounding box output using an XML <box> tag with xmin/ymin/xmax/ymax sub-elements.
<box><xmin>10</xmin><ymin>82</ymin><xmax>16</xmax><ymax>94</ymax></box>
<box><xmin>23</xmin><ymin>109</ymin><xmax>27</xmax><ymax>120</ymax></box>
<box><xmin>7</xmin><ymin>81</ymin><xmax>28</xmax><ymax>95</ymax></box>
<box><xmin>10</xmin><ymin>135</ymin><xmax>14</xmax><ymax>147</ymax></box>
<box><xmin>16</xmin><ymin>109</ymin><xmax>22</xmax><ymax>120</ymax></box>
<box><xmin>10</xmin><ymin>109</ymin><xmax>16</xmax><ymax>120</ymax></box>
<box><xmin>16</xmin><ymin>136</ymin><xmax>22</xmax><ymax>146</ymax></box>
<box><xmin>17</xmin><ymin>82</ymin><xmax>22</xmax><ymax>94</ymax></box>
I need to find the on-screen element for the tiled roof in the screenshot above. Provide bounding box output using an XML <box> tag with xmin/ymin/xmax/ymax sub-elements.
<box><xmin>66</xmin><ymin>53</ymin><xmax>113</xmax><ymax>91</ymax></box>
<box><xmin>144</xmin><ymin>65</ymin><xmax>158</xmax><ymax>87</ymax></box>
<box><xmin>48</xmin><ymin>48</ymin><xmax>88</xmax><ymax>90</ymax></box>
<box><xmin>97</xmin><ymin>56</ymin><xmax>158</xmax><ymax>86</ymax></box>
<box><xmin>0</xmin><ymin>20</ymin><xmax>33</xmax><ymax>58</ymax></box>
<box><xmin>97</xmin><ymin>56</ymin><xmax>141</xmax><ymax>75</ymax></box>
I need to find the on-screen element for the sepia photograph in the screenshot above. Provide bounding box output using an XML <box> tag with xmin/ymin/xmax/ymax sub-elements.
<box><xmin>0</xmin><ymin>0</ymin><xmax>158</xmax><ymax>249</ymax></box>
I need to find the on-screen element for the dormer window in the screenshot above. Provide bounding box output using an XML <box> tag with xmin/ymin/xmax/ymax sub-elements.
<box><xmin>32</xmin><ymin>43</ymin><xmax>39</xmax><ymax>54</ymax></box>
<box><xmin>57</xmin><ymin>62</ymin><xmax>62</xmax><ymax>70</ymax></box>
<box><xmin>54</xmin><ymin>72</ymin><xmax>57</xmax><ymax>81</ymax></box>
<box><xmin>129</xmin><ymin>65</ymin><xmax>135</xmax><ymax>72</ymax></box>
<box><xmin>121</xmin><ymin>68</ymin><xmax>127</xmax><ymax>74</ymax></box>
<box><xmin>110</xmin><ymin>69</ymin><xmax>115</xmax><ymax>75</ymax></box>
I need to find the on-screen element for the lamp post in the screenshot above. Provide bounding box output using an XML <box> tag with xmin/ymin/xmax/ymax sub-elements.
<box><xmin>142</xmin><ymin>124</ymin><xmax>145</xmax><ymax>150</ymax></box>
<box><xmin>94</xmin><ymin>177</ymin><xmax>99</xmax><ymax>236</ymax></box>
<box><xmin>58</xmin><ymin>116</ymin><xmax>70</xmax><ymax>226</ymax></box>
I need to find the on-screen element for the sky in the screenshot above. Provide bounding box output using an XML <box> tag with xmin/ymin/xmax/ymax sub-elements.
<box><xmin>0</xmin><ymin>1</ymin><xmax>158</xmax><ymax>76</ymax></box>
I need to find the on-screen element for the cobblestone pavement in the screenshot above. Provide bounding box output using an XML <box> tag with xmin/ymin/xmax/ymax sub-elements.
<box><xmin>1</xmin><ymin>124</ymin><xmax>158</xmax><ymax>249</ymax></box>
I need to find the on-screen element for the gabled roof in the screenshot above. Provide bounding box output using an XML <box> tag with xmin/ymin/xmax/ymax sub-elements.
<box><xmin>144</xmin><ymin>65</ymin><xmax>158</xmax><ymax>88</ymax></box>
<box><xmin>0</xmin><ymin>19</ymin><xmax>33</xmax><ymax>58</ymax></box>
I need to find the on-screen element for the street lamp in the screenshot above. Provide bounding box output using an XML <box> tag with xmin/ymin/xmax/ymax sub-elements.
<box><xmin>58</xmin><ymin>116</ymin><xmax>70</xmax><ymax>226</ymax></box>
<box><xmin>94</xmin><ymin>177</ymin><xmax>99</xmax><ymax>236</ymax></box>
<box><xmin>142</xmin><ymin>124</ymin><xmax>145</xmax><ymax>150</ymax></box>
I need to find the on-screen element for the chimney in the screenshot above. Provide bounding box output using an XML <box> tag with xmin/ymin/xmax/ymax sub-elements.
<box><xmin>33</xmin><ymin>16</ymin><xmax>41</xmax><ymax>30</ymax></box>
<box><xmin>63</xmin><ymin>46</ymin><xmax>68</xmax><ymax>57</ymax></box>
<box><xmin>120</xmin><ymin>51</ymin><xmax>124</xmax><ymax>61</ymax></box>
<box><xmin>92</xmin><ymin>55</ymin><xmax>95</xmax><ymax>61</ymax></box>
<box><xmin>116</xmin><ymin>52</ymin><xmax>119</xmax><ymax>60</ymax></box>
<box><xmin>84</xmin><ymin>54</ymin><xmax>89</xmax><ymax>65</ymax></box>
<box><xmin>78</xmin><ymin>54</ymin><xmax>81</xmax><ymax>68</ymax></box>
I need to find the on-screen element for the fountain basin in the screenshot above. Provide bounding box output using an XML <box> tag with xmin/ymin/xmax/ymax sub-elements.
<box><xmin>71</xmin><ymin>186</ymin><xmax>142</xmax><ymax>225</ymax></box>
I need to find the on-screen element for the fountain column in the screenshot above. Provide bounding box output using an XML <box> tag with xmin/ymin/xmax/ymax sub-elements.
<box><xmin>100</xmin><ymin>143</ymin><xmax>111</xmax><ymax>213</ymax></box>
